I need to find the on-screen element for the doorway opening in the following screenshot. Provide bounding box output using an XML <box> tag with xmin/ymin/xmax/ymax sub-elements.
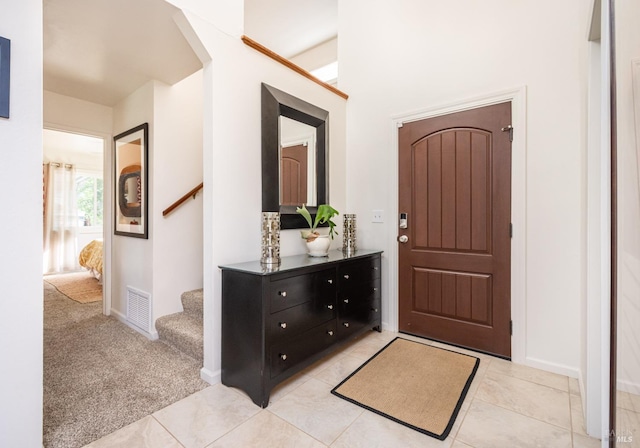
<box><xmin>388</xmin><ymin>87</ymin><xmax>527</xmax><ymax>365</ymax></box>
<box><xmin>43</xmin><ymin>128</ymin><xmax>106</xmax><ymax>306</ymax></box>
<box><xmin>397</xmin><ymin>102</ymin><xmax>512</xmax><ymax>358</ymax></box>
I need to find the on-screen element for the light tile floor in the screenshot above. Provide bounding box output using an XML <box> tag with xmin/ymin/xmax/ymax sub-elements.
<box><xmin>85</xmin><ymin>331</ymin><xmax>610</xmax><ymax>448</ymax></box>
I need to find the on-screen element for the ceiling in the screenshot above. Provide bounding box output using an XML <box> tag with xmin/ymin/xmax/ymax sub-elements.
<box><xmin>43</xmin><ymin>0</ymin><xmax>337</xmax><ymax>107</ymax></box>
<box><xmin>43</xmin><ymin>0</ymin><xmax>202</xmax><ymax>106</ymax></box>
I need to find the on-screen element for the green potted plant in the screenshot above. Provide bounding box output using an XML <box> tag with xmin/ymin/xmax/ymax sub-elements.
<box><xmin>296</xmin><ymin>204</ymin><xmax>339</xmax><ymax>256</ymax></box>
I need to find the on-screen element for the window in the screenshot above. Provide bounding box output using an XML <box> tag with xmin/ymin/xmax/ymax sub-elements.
<box><xmin>310</xmin><ymin>61</ymin><xmax>338</xmax><ymax>85</ymax></box>
<box><xmin>76</xmin><ymin>172</ymin><xmax>103</xmax><ymax>228</ymax></box>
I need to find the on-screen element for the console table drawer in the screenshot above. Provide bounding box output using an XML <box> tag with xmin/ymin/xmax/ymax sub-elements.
<box><xmin>270</xmin><ymin>320</ymin><xmax>337</xmax><ymax>378</ymax></box>
<box><xmin>269</xmin><ymin>269</ymin><xmax>335</xmax><ymax>314</ymax></box>
<box><xmin>337</xmin><ymin>300</ymin><xmax>380</xmax><ymax>339</ymax></box>
<box><xmin>338</xmin><ymin>257</ymin><xmax>381</xmax><ymax>288</ymax></box>
<box><xmin>339</xmin><ymin>279</ymin><xmax>380</xmax><ymax>304</ymax></box>
<box><xmin>268</xmin><ymin>300</ymin><xmax>336</xmax><ymax>342</ymax></box>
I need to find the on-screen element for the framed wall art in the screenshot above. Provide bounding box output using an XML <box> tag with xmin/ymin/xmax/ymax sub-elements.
<box><xmin>0</xmin><ymin>36</ymin><xmax>10</xmax><ymax>119</ymax></box>
<box><xmin>114</xmin><ymin>123</ymin><xmax>149</xmax><ymax>238</ymax></box>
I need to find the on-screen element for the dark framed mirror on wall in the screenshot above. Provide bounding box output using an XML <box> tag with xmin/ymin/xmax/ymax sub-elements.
<box><xmin>114</xmin><ymin>123</ymin><xmax>149</xmax><ymax>239</ymax></box>
<box><xmin>261</xmin><ymin>83</ymin><xmax>329</xmax><ymax>229</ymax></box>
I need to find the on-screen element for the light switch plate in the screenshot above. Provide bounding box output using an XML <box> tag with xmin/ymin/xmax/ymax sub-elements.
<box><xmin>372</xmin><ymin>210</ymin><xmax>384</xmax><ymax>223</ymax></box>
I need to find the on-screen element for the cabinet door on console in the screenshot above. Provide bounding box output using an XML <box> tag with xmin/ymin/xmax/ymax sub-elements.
<box><xmin>337</xmin><ymin>256</ymin><xmax>382</xmax><ymax>339</ymax></box>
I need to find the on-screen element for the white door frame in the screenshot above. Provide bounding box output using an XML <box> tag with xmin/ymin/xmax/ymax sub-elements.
<box><xmin>386</xmin><ymin>86</ymin><xmax>527</xmax><ymax>364</ymax></box>
<box><xmin>43</xmin><ymin>123</ymin><xmax>113</xmax><ymax>316</ymax></box>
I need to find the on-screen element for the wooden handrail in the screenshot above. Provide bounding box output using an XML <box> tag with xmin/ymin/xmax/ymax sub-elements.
<box><xmin>162</xmin><ymin>182</ymin><xmax>203</xmax><ymax>217</ymax></box>
<box><xmin>241</xmin><ymin>35</ymin><xmax>349</xmax><ymax>100</ymax></box>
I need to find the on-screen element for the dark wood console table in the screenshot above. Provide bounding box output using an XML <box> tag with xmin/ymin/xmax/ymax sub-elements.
<box><xmin>220</xmin><ymin>249</ymin><xmax>382</xmax><ymax>407</ymax></box>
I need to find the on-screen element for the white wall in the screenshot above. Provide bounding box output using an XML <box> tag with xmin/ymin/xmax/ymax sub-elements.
<box><xmin>616</xmin><ymin>0</ymin><xmax>640</xmax><ymax>395</ymax></box>
<box><xmin>111</xmin><ymin>81</ymin><xmax>155</xmax><ymax>321</ymax></box>
<box><xmin>167</xmin><ymin>0</ymin><xmax>243</xmax><ymax>39</ymax></box>
<box><xmin>0</xmin><ymin>0</ymin><xmax>44</xmax><ymax>445</ymax></box>
<box><xmin>290</xmin><ymin>37</ymin><xmax>337</xmax><ymax>72</ymax></box>
<box><xmin>152</xmin><ymin>70</ymin><xmax>204</xmax><ymax>320</ymax></box>
<box><xmin>44</xmin><ymin>90</ymin><xmax>113</xmax><ymax>136</ymax></box>
<box><xmin>339</xmin><ymin>0</ymin><xmax>590</xmax><ymax>375</ymax></box>
<box><xmin>182</xmin><ymin>11</ymin><xmax>347</xmax><ymax>383</ymax></box>
<box><xmin>110</xmin><ymin>75</ymin><xmax>204</xmax><ymax>331</ymax></box>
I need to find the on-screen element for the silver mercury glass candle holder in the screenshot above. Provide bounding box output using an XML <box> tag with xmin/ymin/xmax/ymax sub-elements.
<box><xmin>343</xmin><ymin>214</ymin><xmax>357</xmax><ymax>254</ymax></box>
<box><xmin>261</xmin><ymin>212</ymin><xmax>281</xmax><ymax>265</ymax></box>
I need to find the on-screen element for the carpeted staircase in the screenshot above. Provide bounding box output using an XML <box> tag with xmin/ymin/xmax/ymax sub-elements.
<box><xmin>156</xmin><ymin>289</ymin><xmax>203</xmax><ymax>362</ymax></box>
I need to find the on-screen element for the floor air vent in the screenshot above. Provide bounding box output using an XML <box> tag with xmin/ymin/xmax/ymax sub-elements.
<box><xmin>127</xmin><ymin>286</ymin><xmax>151</xmax><ymax>333</ymax></box>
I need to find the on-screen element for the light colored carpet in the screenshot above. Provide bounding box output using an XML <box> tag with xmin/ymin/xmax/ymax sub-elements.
<box><xmin>156</xmin><ymin>289</ymin><xmax>204</xmax><ymax>362</ymax></box>
<box><xmin>43</xmin><ymin>282</ymin><xmax>208</xmax><ymax>448</ymax></box>
<box><xmin>331</xmin><ymin>337</ymin><xmax>479</xmax><ymax>440</ymax></box>
<box><xmin>44</xmin><ymin>271</ymin><xmax>102</xmax><ymax>303</ymax></box>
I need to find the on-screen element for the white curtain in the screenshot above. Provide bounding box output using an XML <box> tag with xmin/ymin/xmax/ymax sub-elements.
<box><xmin>43</xmin><ymin>163</ymin><xmax>79</xmax><ymax>274</ymax></box>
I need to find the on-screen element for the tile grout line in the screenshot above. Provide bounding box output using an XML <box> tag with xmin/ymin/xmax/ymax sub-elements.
<box><xmin>269</xmin><ymin>375</ymin><xmax>313</xmax><ymax>405</ymax></box>
<box><xmin>485</xmin><ymin>363</ymin><xmax>572</xmax><ymax>393</ymax></box>
<box><xmin>472</xmin><ymin>395</ymin><xmax>574</xmax><ymax>434</ymax></box>
<box><xmin>484</xmin><ymin>368</ymin><xmax>571</xmax><ymax>395</ymax></box>
<box><xmin>449</xmin><ymin>356</ymin><xmax>493</xmax><ymax>443</ymax></box>
<box><xmin>324</xmin><ymin>407</ymin><xmax>366</xmax><ymax>447</ymax></box>
<box><xmin>205</xmin><ymin>410</ymin><xmax>266</xmax><ymax>447</ymax></box>
<box><xmin>153</xmin><ymin>386</ymin><xmax>262</xmax><ymax>448</ymax></box>
<box><xmin>567</xmin><ymin>376</ymin><xmax>576</xmax><ymax>448</ymax></box>
<box><xmin>150</xmin><ymin>415</ymin><xmax>187</xmax><ymax>448</ymax></box>
<box><xmin>266</xmin><ymin>409</ymin><xmax>333</xmax><ymax>447</ymax></box>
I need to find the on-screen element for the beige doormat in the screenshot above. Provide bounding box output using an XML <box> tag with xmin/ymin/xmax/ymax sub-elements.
<box><xmin>44</xmin><ymin>271</ymin><xmax>102</xmax><ymax>303</ymax></box>
<box><xmin>331</xmin><ymin>337</ymin><xmax>479</xmax><ymax>440</ymax></box>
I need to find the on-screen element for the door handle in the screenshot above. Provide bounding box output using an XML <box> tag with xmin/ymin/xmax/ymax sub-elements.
<box><xmin>398</xmin><ymin>235</ymin><xmax>409</xmax><ymax>243</ymax></box>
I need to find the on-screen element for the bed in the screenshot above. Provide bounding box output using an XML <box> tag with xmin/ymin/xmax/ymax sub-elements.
<box><xmin>79</xmin><ymin>239</ymin><xmax>103</xmax><ymax>281</ymax></box>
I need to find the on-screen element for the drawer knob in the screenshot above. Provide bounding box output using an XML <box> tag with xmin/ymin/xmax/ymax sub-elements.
<box><xmin>372</xmin><ymin>308</ymin><xmax>378</xmax><ymax>312</ymax></box>
<box><xmin>279</xmin><ymin>291</ymin><xmax>287</xmax><ymax>297</ymax></box>
<box><xmin>327</xmin><ymin>279</ymin><xmax>333</xmax><ymax>284</ymax></box>
<box><xmin>327</xmin><ymin>304</ymin><xmax>334</xmax><ymax>310</ymax></box>
<box><xmin>343</xmin><ymin>299</ymin><xmax>349</xmax><ymax>304</ymax></box>
<box><xmin>343</xmin><ymin>322</ymin><xmax>350</xmax><ymax>328</ymax></box>
<box><xmin>279</xmin><ymin>322</ymin><xmax>287</xmax><ymax>329</ymax></box>
<box><xmin>373</xmin><ymin>287</ymin><xmax>378</xmax><ymax>292</ymax></box>
<box><xmin>374</xmin><ymin>267</ymin><xmax>379</xmax><ymax>271</ymax></box>
<box><xmin>343</xmin><ymin>274</ymin><xmax>350</xmax><ymax>279</ymax></box>
<box><xmin>327</xmin><ymin>330</ymin><xmax>334</xmax><ymax>336</ymax></box>
<box><xmin>280</xmin><ymin>353</ymin><xmax>287</xmax><ymax>361</ymax></box>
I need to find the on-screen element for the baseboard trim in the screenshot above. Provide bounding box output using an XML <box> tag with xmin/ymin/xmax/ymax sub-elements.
<box><xmin>525</xmin><ymin>356</ymin><xmax>580</xmax><ymax>379</ymax></box>
<box><xmin>111</xmin><ymin>308</ymin><xmax>159</xmax><ymax>340</ymax></box>
<box><xmin>381</xmin><ymin>320</ymin><xmax>395</xmax><ymax>332</ymax></box>
<box><xmin>617</xmin><ymin>378</ymin><xmax>640</xmax><ymax>395</ymax></box>
<box><xmin>200</xmin><ymin>367</ymin><xmax>220</xmax><ymax>385</ymax></box>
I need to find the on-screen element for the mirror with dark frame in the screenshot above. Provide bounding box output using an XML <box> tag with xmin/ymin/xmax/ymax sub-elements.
<box><xmin>261</xmin><ymin>83</ymin><xmax>329</xmax><ymax>229</ymax></box>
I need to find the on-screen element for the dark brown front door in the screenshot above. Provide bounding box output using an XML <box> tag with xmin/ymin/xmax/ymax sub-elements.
<box><xmin>280</xmin><ymin>144</ymin><xmax>308</xmax><ymax>206</ymax></box>
<box><xmin>398</xmin><ymin>102</ymin><xmax>512</xmax><ymax>357</ymax></box>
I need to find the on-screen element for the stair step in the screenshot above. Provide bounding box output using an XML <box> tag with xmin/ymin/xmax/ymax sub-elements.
<box><xmin>181</xmin><ymin>289</ymin><xmax>203</xmax><ymax>316</ymax></box>
<box><xmin>156</xmin><ymin>313</ymin><xmax>203</xmax><ymax>362</ymax></box>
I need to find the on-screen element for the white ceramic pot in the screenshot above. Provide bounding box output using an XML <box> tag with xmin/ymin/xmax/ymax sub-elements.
<box><xmin>306</xmin><ymin>234</ymin><xmax>331</xmax><ymax>257</ymax></box>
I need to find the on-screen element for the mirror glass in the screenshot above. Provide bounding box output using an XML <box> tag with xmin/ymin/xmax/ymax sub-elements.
<box><xmin>262</xmin><ymin>83</ymin><xmax>328</xmax><ymax>229</ymax></box>
<box><xmin>279</xmin><ymin>116</ymin><xmax>317</xmax><ymax>207</ymax></box>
